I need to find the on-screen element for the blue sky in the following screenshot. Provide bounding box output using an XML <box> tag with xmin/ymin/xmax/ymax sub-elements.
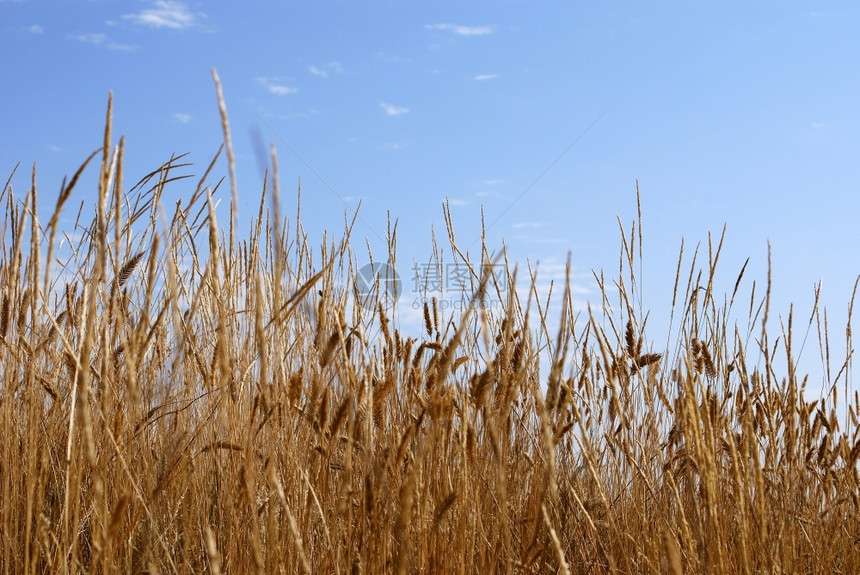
<box><xmin>2</xmin><ymin>1</ymin><xmax>859</xmax><ymax>388</ymax></box>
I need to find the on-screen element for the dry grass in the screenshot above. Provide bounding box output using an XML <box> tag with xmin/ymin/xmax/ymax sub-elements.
<box><xmin>1</xmin><ymin>82</ymin><xmax>859</xmax><ymax>574</ymax></box>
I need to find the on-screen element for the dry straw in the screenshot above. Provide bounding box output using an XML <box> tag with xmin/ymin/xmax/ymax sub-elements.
<box><xmin>0</xmin><ymin>73</ymin><xmax>858</xmax><ymax>574</ymax></box>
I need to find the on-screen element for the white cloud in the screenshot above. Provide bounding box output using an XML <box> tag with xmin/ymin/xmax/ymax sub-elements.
<box><xmin>310</xmin><ymin>61</ymin><xmax>345</xmax><ymax>78</ymax></box>
<box><xmin>447</xmin><ymin>198</ymin><xmax>469</xmax><ymax>207</ymax></box>
<box><xmin>475</xmin><ymin>179</ymin><xmax>504</xmax><ymax>198</ymax></box>
<box><xmin>28</xmin><ymin>25</ymin><xmax>43</xmax><ymax>34</ymax></box>
<box><xmin>474</xmin><ymin>73</ymin><xmax>499</xmax><ymax>81</ymax></box>
<box><xmin>380</xmin><ymin>102</ymin><xmax>409</xmax><ymax>116</ymax></box>
<box><xmin>513</xmin><ymin>235</ymin><xmax>565</xmax><ymax>245</ymax></box>
<box><xmin>75</xmin><ymin>32</ymin><xmax>107</xmax><ymax>44</ymax></box>
<box><xmin>73</xmin><ymin>32</ymin><xmax>137</xmax><ymax>51</ymax></box>
<box><xmin>381</xmin><ymin>141</ymin><xmax>409</xmax><ymax>150</ymax></box>
<box><xmin>268</xmin><ymin>85</ymin><xmax>299</xmax><ymax>95</ymax></box>
<box><xmin>257</xmin><ymin>77</ymin><xmax>299</xmax><ymax>96</ymax></box>
<box><xmin>377</xmin><ymin>52</ymin><xmax>413</xmax><ymax>64</ymax></box>
<box><xmin>174</xmin><ymin>113</ymin><xmax>191</xmax><ymax>124</ymax></box>
<box><xmin>108</xmin><ymin>42</ymin><xmax>138</xmax><ymax>51</ymax></box>
<box><xmin>122</xmin><ymin>1</ymin><xmax>203</xmax><ymax>30</ymax></box>
<box><xmin>425</xmin><ymin>23</ymin><xmax>494</xmax><ymax>36</ymax></box>
<box><xmin>512</xmin><ymin>221</ymin><xmax>545</xmax><ymax>229</ymax></box>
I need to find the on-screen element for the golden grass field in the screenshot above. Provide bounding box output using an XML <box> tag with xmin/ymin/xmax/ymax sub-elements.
<box><xmin>2</xmin><ymin>76</ymin><xmax>859</xmax><ymax>573</ymax></box>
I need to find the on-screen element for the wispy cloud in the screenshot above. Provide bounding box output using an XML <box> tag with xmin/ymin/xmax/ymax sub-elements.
<box><xmin>512</xmin><ymin>235</ymin><xmax>565</xmax><ymax>245</ymax></box>
<box><xmin>108</xmin><ymin>42</ymin><xmax>138</xmax><ymax>51</ymax></box>
<box><xmin>277</xmin><ymin>110</ymin><xmax>318</xmax><ymax>121</ymax></box>
<box><xmin>27</xmin><ymin>25</ymin><xmax>43</xmax><ymax>34</ymax></box>
<box><xmin>269</xmin><ymin>85</ymin><xmax>299</xmax><ymax>96</ymax></box>
<box><xmin>73</xmin><ymin>32</ymin><xmax>137</xmax><ymax>51</ymax></box>
<box><xmin>380</xmin><ymin>102</ymin><xmax>409</xmax><ymax>116</ymax></box>
<box><xmin>474</xmin><ymin>73</ymin><xmax>499</xmax><ymax>81</ymax></box>
<box><xmin>377</xmin><ymin>52</ymin><xmax>413</xmax><ymax>64</ymax></box>
<box><xmin>309</xmin><ymin>62</ymin><xmax>344</xmax><ymax>78</ymax></box>
<box><xmin>75</xmin><ymin>32</ymin><xmax>107</xmax><ymax>44</ymax></box>
<box><xmin>481</xmin><ymin>178</ymin><xmax>505</xmax><ymax>186</ymax></box>
<box><xmin>475</xmin><ymin>179</ymin><xmax>504</xmax><ymax>198</ymax></box>
<box><xmin>174</xmin><ymin>113</ymin><xmax>191</xmax><ymax>124</ymax></box>
<box><xmin>122</xmin><ymin>1</ymin><xmax>203</xmax><ymax>30</ymax></box>
<box><xmin>512</xmin><ymin>221</ymin><xmax>545</xmax><ymax>229</ymax></box>
<box><xmin>380</xmin><ymin>141</ymin><xmax>409</xmax><ymax>151</ymax></box>
<box><xmin>425</xmin><ymin>23</ymin><xmax>494</xmax><ymax>36</ymax></box>
<box><xmin>257</xmin><ymin>77</ymin><xmax>299</xmax><ymax>96</ymax></box>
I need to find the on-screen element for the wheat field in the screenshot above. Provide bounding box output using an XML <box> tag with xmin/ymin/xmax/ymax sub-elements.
<box><xmin>1</xmin><ymin>79</ymin><xmax>859</xmax><ymax>574</ymax></box>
